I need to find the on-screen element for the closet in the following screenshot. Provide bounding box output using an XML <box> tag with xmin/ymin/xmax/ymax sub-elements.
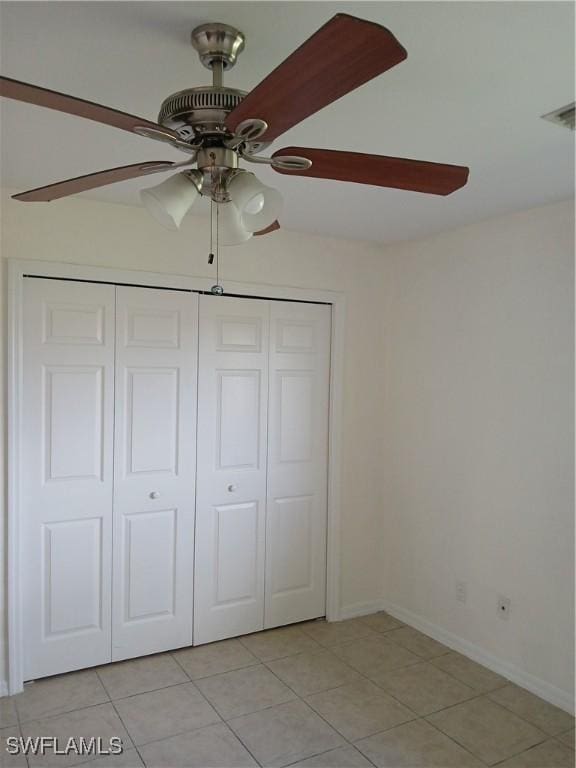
<box><xmin>20</xmin><ymin>277</ymin><xmax>330</xmax><ymax>681</ymax></box>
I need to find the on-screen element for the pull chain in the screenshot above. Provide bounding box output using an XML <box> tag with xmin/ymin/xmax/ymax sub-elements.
<box><xmin>216</xmin><ymin>202</ymin><xmax>220</xmax><ymax>286</ymax></box>
<box><xmin>208</xmin><ymin>196</ymin><xmax>214</xmax><ymax>265</ymax></box>
<box><xmin>210</xmin><ymin>154</ymin><xmax>224</xmax><ymax>295</ymax></box>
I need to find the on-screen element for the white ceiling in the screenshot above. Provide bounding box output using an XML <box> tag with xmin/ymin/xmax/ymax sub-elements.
<box><xmin>0</xmin><ymin>1</ymin><xmax>574</xmax><ymax>244</ymax></box>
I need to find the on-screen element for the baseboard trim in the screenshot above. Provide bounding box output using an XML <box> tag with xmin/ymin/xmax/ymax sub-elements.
<box><xmin>378</xmin><ymin>599</ymin><xmax>574</xmax><ymax>715</ymax></box>
<box><xmin>339</xmin><ymin>599</ymin><xmax>388</xmax><ymax>620</ymax></box>
<box><xmin>0</xmin><ymin>680</ymin><xmax>8</xmax><ymax>698</ymax></box>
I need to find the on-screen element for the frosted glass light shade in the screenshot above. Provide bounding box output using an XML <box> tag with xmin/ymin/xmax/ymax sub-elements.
<box><xmin>228</xmin><ymin>171</ymin><xmax>283</xmax><ymax>233</ymax></box>
<box><xmin>140</xmin><ymin>173</ymin><xmax>200</xmax><ymax>230</ymax></box>
<box><xmin>217</xmin><ymin>201</ymin><xmax>252</xmax><ymax>246</ymax></box>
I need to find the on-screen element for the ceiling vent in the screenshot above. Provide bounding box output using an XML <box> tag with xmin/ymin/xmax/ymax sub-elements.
<box><xmin>541</xmin><ymin>102</ymin><xmax>575</xmax><ymax>131</ymax></box>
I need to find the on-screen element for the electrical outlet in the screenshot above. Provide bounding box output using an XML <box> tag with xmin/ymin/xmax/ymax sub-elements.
<box><xmin>498</xmin><ymin>595</ymin><xmax>511</xmax><ymax>619</ymax></box>
<box><xmin>455</xmin><ymin>580</ymin><xmax>467</xmax><ymax>603</ymax></box>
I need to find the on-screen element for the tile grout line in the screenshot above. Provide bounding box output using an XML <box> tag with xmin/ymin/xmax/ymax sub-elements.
<box><xmin>483</xmin><ymin>688</ymin><xmax>576</xmax><ymax>735</ymax></box>
<box><xmin>107</xmin><ymin>695</ymin><xmax>147</xmax><ymax>768</ymax></box>
<box><xmin>103</xmin><ymin>679</ymin><xmax>198</xmax><ymax>705</ymax></box>
<box><xmin>554</xmin><ymin>725</ymin><xmax>576</xmax><ymax>744</ymax></box>
<box><xmin>176</xmin><ymin>653</ymin><xmax>270</xmax><ymax>768</ymax></box>
<box><xmin>215</xmin><ymin>721</ymin><xmax>266</xmax><ymax>768</ymax></box>
<box><xmin>94</xmin><ymin>666</ymin><xmax>148</xmax><ymax>768</ymax></box>
<box><xmin>282</xmin><ymin>743</ymin><xmax>379</xmax><ymax>768</ymax></box>
<box><xmin>423</xmin><ymin>700</ymin><xmax>550</xmax><ymax>767</ymax></box>
<box><xmin>17</xmin><ymin>699</ymin><xmax>117</xmax><ymax>727</ymax></box>
<box><xmin>426</xmin><ymin>655</ymin><xmax>510</xmax><ymax>696</ymax></box>
<box><xmin>169</xmin><ymin>646</ymin><xmax>260</xmax><ymax>681</ymax></box>
<box><xmin>3</xmin><ymin>702</ymin><xmax>29</xmax><ymax>768</ymax></box>
<box><xmin>10</xmin><ymin>693</ymin><xmax>29</xmax><ymax>768</ymax></box>
<box><xmin>477</xmin><ymin>690</ymin><xmax>573</xmax><ymax>738</ymax></box>
<box><xmin>93</xmin><ymin>667</ymin><xmax>120</xmax><ymax>702</ymax></box>
<box><xmin>422</xmin><ymin>713</ymin><xmax>494</xmax><ymax>767</ymax></box>
<box><xmin>168</xmin><ymin>650</ymin><xmax>195</xmax><ymax>682</ymax></box>
<box><xmin>236</xmin><ymin>634</ymin><xmax>324</xmax><ymax>662</ymax></box>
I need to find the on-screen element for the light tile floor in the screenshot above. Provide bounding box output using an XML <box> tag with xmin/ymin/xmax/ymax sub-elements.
<box><xmin>1</xmin><ymin>613</ymin><xmax>573</xmax><ymax>768</ymax></box>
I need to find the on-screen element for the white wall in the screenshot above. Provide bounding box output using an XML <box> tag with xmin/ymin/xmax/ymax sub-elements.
<box><xmin>0</xmin><ymin>190</ymin><xmax>387</xmax><ymax>687</ymax></box>
<box><xmin>1</xmin><ymin>193</ymin><xmax>573</xmax><ymax>711</ymax></box>
<box><xmin>380</xmin><ymin>200</ymin><xmax>574</xmax><ymax>709</ymax></box>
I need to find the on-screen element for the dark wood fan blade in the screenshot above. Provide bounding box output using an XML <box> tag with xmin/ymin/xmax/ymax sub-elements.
<box><xmin>12</xmin><ymin>162</ymin><xmax>179</xmax><ymax>202</ymax></box>
<box><xmin>272</xmin><ymin>147</ymin><xmax>469</xmax><ymax>195</ymax></box>
<box><xmin>226</xmin><ymin>14</ymin><xmax>407</xmax><ymax>142</ymax></box>
<box><xmin>254</xmin><ymin>220</ymin><xmax>280</xmax><ymax>236</ymax></box>
<box><xmin>0</xmin><ymin>76</ymin><xmax>181</xmax><ymax>140</ymax></box>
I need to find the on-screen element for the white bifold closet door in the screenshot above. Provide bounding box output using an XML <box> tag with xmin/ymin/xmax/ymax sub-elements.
<box><xmin>22</xmin><ymin>278</ymin><xmax>115</xmax><ymax>679</ymax></box>
<box><xmin>22</xmin><ymin>278</ymin><xmax>197</xmax><ymax>680</ymax></box>
<box><xmin>265</xmin><ymin>301</ymin><xmax>331</xmax><ymax>628</ymax></box>
<box><xmin>194</xmin><ymin>294</ymin><xmax>331</xmax><ymax>645</ymax></box>
<box><xmin>112</xmin><ymin>286</ymin><xmax>197</xmax><ymax>660</ymax></box>
<box><xmin>194</xmin><ymin>296</ymin><xmax>270</xmax><ymax>644</ymax></box>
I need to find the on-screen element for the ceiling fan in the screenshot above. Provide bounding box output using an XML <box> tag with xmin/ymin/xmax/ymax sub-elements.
<box><xmin>0</xmin><ymin>14</ymin><xmax>469</xmax><ymax>244</ymax></box>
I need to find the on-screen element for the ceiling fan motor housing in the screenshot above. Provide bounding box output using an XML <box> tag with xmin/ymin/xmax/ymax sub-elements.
<box><xmin>158</xmin><ymin>86</ymin><xmax>245</xmax><ymax>140</ymax></box>
<box><xmin>158</xmin><ymin>86</ymin><xmax>269</xmax><ymax>156</ymax></box>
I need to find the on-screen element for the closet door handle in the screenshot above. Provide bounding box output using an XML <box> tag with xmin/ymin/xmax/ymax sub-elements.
<box><xmin>149</xmin><ymin>491</ymin><xmax>160</xmax><ymax>499</ymax></box>
<box><xmin>227</xmin><ymin>484</ymin><xmax>237</xmax><ymax>493</ymax></box>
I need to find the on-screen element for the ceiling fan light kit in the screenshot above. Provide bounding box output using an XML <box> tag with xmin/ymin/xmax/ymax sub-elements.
<box><xmin>228</xmin><ymin>172</ymin><xmax>284</xmax><ymax>233</ymax></box>
<box><xmin>0</xmin><ymin>13</ymin><xmax>469</xmax><ymax>248</ymax></box>
<box><xmin>140</xmin><ymin>171</ymin><xmax>202</xmax><ymax>230</ymax></box>
<box><xmin>217</xmin><ymin>200</ymin><xmax>254</xmax><ymax>246</ymax></box>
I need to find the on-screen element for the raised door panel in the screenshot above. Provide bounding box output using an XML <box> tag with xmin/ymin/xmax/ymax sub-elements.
<box><xmin>112</xmin><ymin>286</ymin><xmax>197</xmax><ymax>661</ymax></box>
<box><xmin>217</xmin><ymin>371</ymin><xmax>261</xmax><ymax>470</ymax></box>
<box><xmin>194</xmin><ymin>295</ymin><xmax>269</xmax><ymax>645</ymax></box>
<box><xmin>265</xmin><ymin>302</ymin><xmax>331</xmax><ymax>629</ymax></box>
<box><xmin>22</xmin><ymin>278</ymin><xmax>115</xmax><ymax>679</ymax></box>
<box><xmin>123</xmin><ymin>509</ymin><xmax>177</xmax><ymax>622</ymax></box>
<box><xmin>42</xmin><ymin>518</ymin><xmax>103</xmax><ymax>637</ymax></box>
<box><xmin>213</xmin><ymin>501</ymin><xmax>260</xmax><ymax>607</ymax></box>
<box><xmin>276</xmin><ymin>371</ymin><xmax>314</xmax><ymax>464</ymax></box>
<box><xmin>268</xmin><ymin>496</ymin><xmax>314</xmax><ymax>598</ymax></box>
<box><xmin>43</xmin><ymin>302</ymin><xmax>105</xmax><ymax>345</ymax></box>
<box><xmin>44</xmin><ymin>366</ymin><xmax>105</xmax><ymax>481</ymax></box>
<box><xmin>217</xmin><ymin>317</ymin><xmax>262</xmax><ymax>352</ymax></box>
<box><xmin>125</xmin><ymin>307</ymin><xmax>180</xmax><ymax>348</ymax></box>
<box><xmin>125</xmin><ymin>368</ymin><xmax>179</xmax><ymax>476</ymax></box>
